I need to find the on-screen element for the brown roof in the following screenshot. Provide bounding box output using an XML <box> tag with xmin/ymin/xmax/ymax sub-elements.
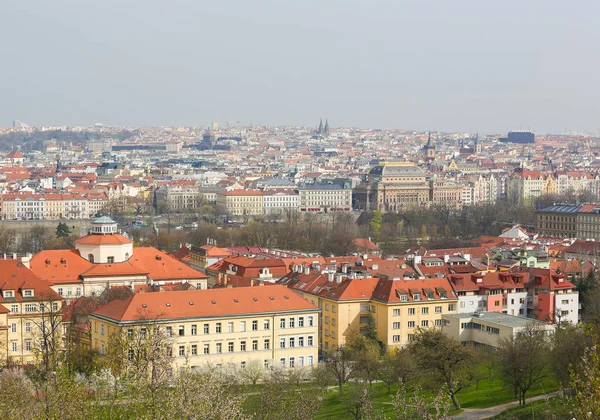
<box><xmin>92</xmin><ymin>284</ymin><xmax>317</xmax><ymax>322</ymax></box>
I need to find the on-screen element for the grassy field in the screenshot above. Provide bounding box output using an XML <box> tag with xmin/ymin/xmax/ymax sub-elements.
<box><xmin>490</xmin><ymin>397</ymin><xmax>572</xmax><ymax>419</ymax></box>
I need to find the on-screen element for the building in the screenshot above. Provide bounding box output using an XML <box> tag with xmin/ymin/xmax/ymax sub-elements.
<box><xmin>535</xmin><ymin>204</ymin><xmax>600</xmax><ymax>240</ymax></box>
<box><xmin>216</xmin><ymin>190</ymin><xmax>264</xmax><ymax>216</ymax></box>
<box><xmin>90</xmin><ymin>285</ymin><xmax>319</xmax><ymax>370</ymax></box>
<box><xmin>298</xmin><ymin>183</ymin><xmax>352</xmax><ymax>212</ymax></box>
<box><xmin>499</xmin><ymin>131</ymin><xmax>535</xmax><ymax>144</ymax></box>
<box><xmin>29</xmin><ymin>217</ymin><xmax>208</xmax><ymax>298</ymax></box>
<box><xmin>442</xmin><ymin>311</ymin><xmax>554</xmax><ymax>349</ymax></box>
<box><xmin>189</xmin><ymin>244</ymin><xmax>232</xmax><ymax>273</ymax></box>
<box><xmin>526</xmin><ymin>268</ymin><xmax>579</xmax><ymax>324</ymax></box>
<box><xmin>430</xmin><ymin>180</ymin><xmax>464</xmax><ymax>209</ymax></box>
<box><xmin>262</xmin><ymin>190</ymin><xmax>299</xmax><ymax>215</ymax></box>
<box><xmin>155</xmin><ymin>183</ymin><xmax>201</xmax><ymax>213</ymax></box>
<box><xmin>423</xmin><ymin>133</ymin><xmax>435</xmax><ymax>163</ymax></box>
<box><xmin>280</xmin><ymin>265</ymin><xmax>459</xmax><ymax>350</ymax></box>
<box><xmin>507</xmin><ymin>171</ymin><xmax>554</xmax><ymax>203</ymax></box>
<box><xmin>0</xmin><ymin>260</ymin><xmax>63</xmax><ymax>365</ymax></box>
<box><xmin>7</xmin><ymin>150</ymin><xmax>25</xmax><ymax>166</ymax></box>
<box><xmin>354</xmin><ymin>162</ymin><xmax>430</xmax><ymax>211</ymax></box>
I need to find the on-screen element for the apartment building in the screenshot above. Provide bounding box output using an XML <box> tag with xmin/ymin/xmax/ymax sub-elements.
<box><xmin>216</xmin><ymin>189</ymin><xmax>264</xmax><ymax>216</ymax></box>
<box><xmin>0</xmin><ymin>260</ymin><xmax>63</xmax><ymax>365</ymax></box>
<box><xmin>155</xmin><ymin>183</ymin><xmax>202</xmax><ymax>213</ymax></box>
<box><xmin>90</xmin><ymin>285</ymin><xmax>319</xmax><ymax>370</ymax></box>
<box><xmin>507</xmin><ymin>171</ymin><xmax>555</xmax><ymax>203</ymax></box>
<box><xmin>535</xmin><ymin>204</ymin><xmax>600</xmax><ymax>240</ymax></box>
<box><xmin>298</xmin><ymin>183</ymin><xmax>352</xmax><ymax>212</ymax></box>
<box><xmin>1</xmin><ymin>192</ymin><xmax>106</xmax><ymax>220</ymax></box>
<box><xmin>430</xmin><ymin>180</ymin><xmax>464</xmax><ymax>209</ymax></box>
<box><xmin>527</xmin><ymin>268</ymin><xmax>579</xmax><ymax>324</ymax></box>
<box><xmin>262</xmin><ymin>190</ymin><xmax>299</xmax><ymax>214</ymax></box>
<box><xmin>280</xmin><ymin>266</ymin><xmax>458</xmax><ymax>350</ymax></box>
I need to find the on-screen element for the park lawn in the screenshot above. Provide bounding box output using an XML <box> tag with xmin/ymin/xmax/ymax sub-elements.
<box><xmin>490</xmin><ymin>397</ymin><xmax>572</xmax><ymax>419</ymax></box>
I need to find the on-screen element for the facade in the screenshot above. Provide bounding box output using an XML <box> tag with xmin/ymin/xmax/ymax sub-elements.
<box><xmin>189</xmin><ymin>244</ymin><xmax>232</xmax><ymax>273</ymax></box>
<box><xmin>442</xmin><ymin>311</ymin><xmax>553</xmax><ymax>349</ymax></box>
<box><xmin>0</xmin><ymin>260</ymin><xmax>63</xmax><ymax>365</ymax></box>
<box><xmin>155</xmin><ymin>184</ymin><xmax>201</xmax><ymax>213</ymax></box>
<box><xmin>90</xmin><ymin>285</ymin><xmax>319</xmax><ymax>370</ymax></box>
<box><xmin>216</xmin><ymin>190</ymin><xmax>264</xmax><ymax>216</ymax></box>
<box><xmin>527</xmin><ymin>269</ymin><xmax>579</xmax><ymax>324</ymax></box>
<box><xmin>507</xmin><ymin>171</ymin><xmax>554</xmax><ymax>203</ymax></box>
<box><xmin>535</xmin><ymin>204</ymin><xmax>600</xmax><ymax>240</ymax></box>
<box><xmin>298</xmin><ymin>183</ymin><xmax>352</xmax><ymax>212</ymax></box>
<box><xmin>430</xmin><ymin>180</ymin><xmax>464</xmax><ymax>209</ymax></box>
<box><xmin>262</xmin><ymin>190</ymin><xmax>299</xmax><ymax>214</ymax></box>
<box><xmin>1</xmin><ymin>192</ymin><xmax>107</xmax><ymax>220</ymax></box>
<box><xmin>354</xmin><ymin>162</ymin><xmax>430</xmax><ymax>211</ymax></box>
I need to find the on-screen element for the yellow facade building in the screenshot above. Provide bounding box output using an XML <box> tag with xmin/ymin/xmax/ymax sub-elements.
<box><xmin>90</xmin><ymin>285</ymin><xmax>319</xmax><ymax>370</ymax></box>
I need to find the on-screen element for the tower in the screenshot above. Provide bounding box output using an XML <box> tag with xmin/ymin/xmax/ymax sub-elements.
<box><xmin>424</xmin><ymin>132</ymin><xmax>436</xmax><ymax>163</ymax></box>
<box><xmin>324</xmin><ymin>119</ymin><xmax>330</xmax><ymax>136</ymax></box>
<box><xmin>317</xmin><ymin>118</ymin><xmax>323</xmax><ymax>135</ymax></box>
<box><xmin>474</xmin><ymin>133</ymin><xmax>481</xmax><ymax>154</ymax></box>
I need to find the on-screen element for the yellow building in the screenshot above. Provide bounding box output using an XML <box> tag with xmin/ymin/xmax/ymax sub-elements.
<box><xmin>216</xmin><ymin>190</ymin><xmax>264</xmax><ymax>216</ymax></box>
<box><xmin>90</xmin><ymin>285</ymin><xmax>319</xmax><ymax>370</ymax></box>
<box><xmin>280</xmin><ymin>269</ymin><xmax>458</xmax><ymax>350</ymax></box>
<box><xmin>0</xmin><ymin>260</ymin><xmax>63</xmax><ymax>365</ymax></box>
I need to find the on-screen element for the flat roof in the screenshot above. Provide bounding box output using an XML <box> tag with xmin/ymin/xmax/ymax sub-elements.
<box><xmin>443</xmin><ymin>311</ymin><xmax>552</xmax><ymax>328</ymax></box>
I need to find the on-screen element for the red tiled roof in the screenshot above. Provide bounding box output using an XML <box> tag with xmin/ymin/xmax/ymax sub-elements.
<box><xmin>92</xmin><ymin>285</ymin><xmax>317</xmax><ymax>322</ymax></box>
<box><xmin>74</xmin><ymin>234</ymin><xmax>133</xmax><ymax>245</ymax></box>
<box><xmin>0</xmin><ymin>260</ymin><xmax>61</xmax><ymax>302</ymax></box>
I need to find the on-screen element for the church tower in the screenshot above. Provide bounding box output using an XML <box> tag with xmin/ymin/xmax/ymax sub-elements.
<box><xmin>474</xmin><ymin>133</ymin><xmax>481</xmax><ymax>154</ymax></box>
<box><xmin>424</xmin><ymin>132</ymin><xmax>436</xmax><ymax>163</ymax></box>
<box><xmin>324</xmin><ymin>119</ymin><xmax>330</xmax><ymax>136</ymax></box>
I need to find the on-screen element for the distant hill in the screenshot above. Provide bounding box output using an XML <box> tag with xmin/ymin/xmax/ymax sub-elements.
<box><xmin>0</xmin><ymin>129</ymin><xmax>136</xmax><ymax>151</ymax></box>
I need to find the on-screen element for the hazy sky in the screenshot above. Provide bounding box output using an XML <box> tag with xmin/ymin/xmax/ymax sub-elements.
<box><xmin>1</xmin><ymin>0</ymin><xmax>599</xmax><ymax>133</ymax></box>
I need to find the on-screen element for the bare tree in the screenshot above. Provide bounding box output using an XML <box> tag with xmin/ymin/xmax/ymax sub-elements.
<box><xmin>28</xmin><ymin>291</ymin><xmax>64</xmax><ymax>373</ymax></box>
<box><xmin>324</xmin><ymin>345</ymin><xmax>356</xmax><ymax>394</ymax></box>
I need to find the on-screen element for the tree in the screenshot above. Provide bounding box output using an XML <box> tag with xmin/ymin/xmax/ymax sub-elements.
<box><xmin>420</xmin><ymin>224</ymin><xmax>428</xmax><ymax>239</ymax></box>
<box><xmin>570</xmin><ymin>344</ymin><xmax>600</xmax><ymax>419</ymax></box>
<box><xmin>392</xmin><ymin>382</ymin><xmax>451</xmax><ymax>420</ymax></box>
<box><xmin>28</xmin><ymin>292</ymin><xmax>64</xmax><ymax>374</ymax></box>
<box><xmin>408</xmin><ymin>328</ymin><xmax>475</xmax><ymax>409</ymax></box>
<box><xmin>0</xmin><ymin>368</ymin><xmax>40</xmax><ymax>418</ymax></box>
<box><xmin>378</xmin><ymin>348</ymin><xmax>416</xmax><ymax>393</ymax></box>
<box><xmin>324</xmin><ymin>345</ymin><xmax>356</xmax><ymax>394</ymax></box>
<box><xmin>497</xmin><ymin>324</ymin><xmax>551</xmax><ymax>405</ymax></box>
<box><xmin>55</xmin><ymin>222</ymin><xmax>71</xmax><ymax>238</ymax></box>
<box><xmin>239</xmin><ymin>359</ymin><xmax>264</xmax><ymax>385</ymax></box>
<box><xmin>551</xmin><ymin>323</ymin><xmax>588</xmax><ymax>388</ymax></box>
<box><xmin>369</xmin><ymin>210</ymin><xmax>383</xmax><ymax>242</ymax></box>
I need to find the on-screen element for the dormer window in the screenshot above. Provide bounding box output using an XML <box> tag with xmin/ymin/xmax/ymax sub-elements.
<box><xmin>23</xmin><ymin>290</ymin><xmax>33</xmax><ymax>297</ymax></box>
<box><xmin>3</xmin><ymin>290</ymin><xmax>14</xmax><ymax>298</ymax></box>
<box><xmin>413</xmin><ymin>293</ymin><xmax>421</xmax><ymax>301</ymax></box>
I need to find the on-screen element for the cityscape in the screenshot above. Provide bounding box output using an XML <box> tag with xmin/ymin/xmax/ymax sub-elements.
<box><xmin>2</xmin><ymin>1</ymin><xmax>600</xmax><ymax>419</ymax></box>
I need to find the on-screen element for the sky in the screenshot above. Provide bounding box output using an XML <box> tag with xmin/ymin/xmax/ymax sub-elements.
<box><xmin>1</xmin><ymin>0</ymin><xmax>599</xmax><ymax>134</ymax></box>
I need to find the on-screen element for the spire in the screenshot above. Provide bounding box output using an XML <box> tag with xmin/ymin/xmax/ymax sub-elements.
<box><xmin>324</xmin><ymin>118</ymin><xmax>329</xmax><ymax>136</ymax></box>
<box><xmin>425</xmin><ymin>132</ymin><xmax>434</xmax><ymax>148</ymax></box>
<box><xmin>318</xmin><ymin>118</ymin><xmax>323</xmax><ymax>135</ymax></box>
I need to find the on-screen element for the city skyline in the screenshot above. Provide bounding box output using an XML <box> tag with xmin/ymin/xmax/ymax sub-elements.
<box><xmin>2</xmin><ymin>0</ymin><xmax>600</xmax><ymax>133</ymax></box>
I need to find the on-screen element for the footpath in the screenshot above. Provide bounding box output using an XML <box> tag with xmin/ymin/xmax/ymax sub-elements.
<box><xmin>451</xmin><ymin>391</ymin><xmax>561</xmax><ymax>420</ymax></box>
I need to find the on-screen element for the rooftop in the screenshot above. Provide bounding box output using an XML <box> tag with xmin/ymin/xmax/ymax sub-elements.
<box><xmin>443</xmin><ymin>311</ymin><xmax>551</xmax><ymax>328</ymax></box>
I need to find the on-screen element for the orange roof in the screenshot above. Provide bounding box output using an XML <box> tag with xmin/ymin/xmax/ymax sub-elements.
<box><xmin>128</xmin><ymin>248</ymin><xmax>207</xmax><ymax>280</ymax></box>
<box><xmin>30</xmin><ymin>250</ymin><xmax>92</xmax><ymax>284</ymax></box>
<box><xmin>7</xmin><ymin>150</ymin><xmax>24</xmax><ymax>159</ymax></box>
<box><xmin>75</xmin><ymin>234</ymin><xmax>133</xmax><ymax>245</ymax></box>
<box><xmin>371</xmin><ymin>277</ymin><xmax>458</xmax><ymax>303</ymax></box>
<box><xmin>0</xmin><ymin>260</ymin><xmax>61</xmax><ymax>302</ymax></box>
<box><xmin>91</xmin><ymin>284</ymin><xmax>317</xmax><ymax>322</ymax></box>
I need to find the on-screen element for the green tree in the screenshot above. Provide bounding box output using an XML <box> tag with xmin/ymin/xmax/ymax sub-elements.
<box><xmin>571</xmin><ymin>344</ymin><xmax>600</xmax><ymax>419</ymax></box>
<box><xmin>369</xmin><ymin>210</ymin><xmax>383</xmax><ymax>242</ymax></box>
<box><xmin>55</xmin><ymin>222</ymin><xmax>71</xmax><ymax>238</ymax></box>
<box><xmin>408</xmin><ymin>328</ymin><xmax>475</xmax><ymax>410</ymax></box>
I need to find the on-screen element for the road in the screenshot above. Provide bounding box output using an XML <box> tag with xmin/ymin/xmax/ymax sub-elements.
<box><xmin>451</xmin><ymin>391</ymin><xmax>561</xmax><ymax>420</ymax></box>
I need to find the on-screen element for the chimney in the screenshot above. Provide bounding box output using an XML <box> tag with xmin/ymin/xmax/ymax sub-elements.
<box><xmin>21</xmin><ymin>254</ymin><xmax>32</xmax><ymax>269</ymax></box>
<box><xmin>304</xmin><ymin>266</ymin><xmax>310</xmax><ymax>275</ymax></box>
<box><xmin>328</xmin><ymin>272</ymin><xmax>334</xmax><ymax>282</ymax></box>
<box><xmin>342</xmin><ymin>264</ymin><xmax>348</xmax><ymax>274</ymax></box>
<box><xmin>336</xmin><ymin>273</ymin><xmax>343</xmax><ymax>283</ymax></box>
<box><xmin>372</xmin><ymin>263</ymin><xmax>379</xmax><ymax>270</ymax></box>
<box><xmin>444</xmin><ymin>254</ymin><xmax>450</xmax><ymax>263</ymax></box>
<box><xmin>414</xmin><ymin>256</ymin><xmax>422</xmax><ymax>265</ymax></box>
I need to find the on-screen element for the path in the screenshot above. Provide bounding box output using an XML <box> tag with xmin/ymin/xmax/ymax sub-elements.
<box><xmin>451</xmin><ymin>391</ymin><xmax>561</xmax><ymax>420</ymax></box>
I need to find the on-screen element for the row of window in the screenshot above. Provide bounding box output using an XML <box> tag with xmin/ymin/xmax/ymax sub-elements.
<box><xmin>10</xmin><ymin>341</ymin><xmax>33</xmax><ymax>352</ymax></box>
<box><xmin>157</xmin><ymin>316</ymin><xmax>315</xmax><ymax>337</ymax></box>
<box><xmin>392</xmin><ymin>319</ymin><xmax>443</xmax><ymax>329</ymax></box>
<box><xmin>391</xmin><ymin>305</ymin><xmax>455</xmax><ymax>316</ymax></box>
<box><xmin>166</xmin><ymin>335</ymin><xmax>316</xmax><ymax>356</ymax></box>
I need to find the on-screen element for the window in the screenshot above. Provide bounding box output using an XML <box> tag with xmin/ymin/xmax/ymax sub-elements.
<box><xmin>325</xmin><ymin>303</ymin><xmax>329</xmax><ymax>311</ymax></box>
<box><xmin>435</xmin><ymin>306</ymin><xmax>442</xmax><ymax>313</ymax></box>
<box><xmin>308</xmin><ymin>335</ymin><xmax>314</xmax><ymax>346</ymax></box>
<box><xmin>216</xmin><ymin>343</ymin><xmax>222</xmax><ymax>353</ymax></box>
<box><xmin>166</xmin><ymin>326</ymin><xmax>172</xmax><ymax>337</ymax></box>
<box><xmin>240</xmin><ymin>341</ymin><xmax>246</xmax><ymax>351</ymax></box>
<box><xmin>299</xmin><ymin>356</ymin><xmax>305</xmax><ymax>366</ymax></box>
<box><xmin>191</xmin><ymin>324</ymin><xmax>197</xmax><ymax>335</ymax></box>
<box><xmin>250</xmin><ymin>320</ymin><xmax>258</xmax><ymax>331</ymax></box>
<box><xmin>280</xmin><ymin>338</ymin><xmax>286</xmax><ymax>348</ymax></box>
<box><xmin>252</xmin><ymin>340</ymin><xmax>258</xmax><ymax>350</ymax></box>
<box><xmin>191</xmin><ymin>345</ymin><xmax>197</xmax><ymax>355</ymax></box>
<box><xmin>408</xmin><ymin>334</ymin><xmax>415</xmax><ymax>341</ymax></box>
<box><xmin>435</xmin><ymin>319</ymin><xmax>443</xmax><ymax>326</ymax></box>
<box><xmin>561</xmin><ymin>299</ymin><xmax>569</xmax><ymax>305</ymax></box>
<box><xmin>127</xmin><ymin>328</ymin><xmax>133</xmax><ymax>338</ymax></box>
<box><xmin>289</xmin><ymin>337</ymin><xmax>295</xmax><ymax>348</ymax></box>
<box><xmin>204</xmin><ymin>344</ymin><xmax>210</xmax><ymax>355</ymax></box>
<box><xmin>264</xmin><ymin>360</ymin><xmax>270</xmax><ymax>369</ymax></box>
<box><xmin>308</xmin><ymin>316</ymin><xmax>314</xmax><ymax>326</ymax></box>
<box><xmin>179</xmin><ymin>345</ymin><xmax>185</xmax><ymax>357</ymax></box>
<box><xmin>228</xmin><ymin>342</ymin><xmax>234</xmax><ymax>352</ymax></box>
<box><xmin>216</xmin><ymin>323</ymin><xmax>222</xmax><ymax>333</ymax></box>
<box><xmin>100</xmin><ymin>324</ymin><xmax>104</xmax><ymax>335</ymax></box>
<box><xmin>332</xmin><ymin>305</ymin><xmax>336</xmax><ymax>313</ymax></box>
<box><xmin>204</xmin><ymin>324</ymin><xmax>209</xmax><ymax>334</ymax></box>
<box><xmin>264</xmin><ymin>339</ymin><xmax>270</xmax><ymax>350</ymax></box>
<box><xmin>57</xmin><ymin>288</ymin><xmax>63</xmax><ymax>296</ymax></box>
<box><xmin>448</xmin><ymin>304</ymin><xmax>456</xmax><ymax>311</ymax></box>
<box><xmin>289</xmin><ymin>357</ymin><xmax>295</xmax><ymax>368</ymax></box>
<box><xmin>408</xmin><ymin>308</ymin><xmax>415</xmax><ymax>315</ymax></box>
<box><xmin>107</xmin><ymin>256</ymin><xmax>114</xmax><ymax>263</ymax></box>
<box><xmin>421</xmin><ymin>307</ymin><xmax>429</xmax><ymax>315</ymax></box>
<box><xmin>325</xmin><ymin>316</ymin><xmax>329</xmax><ymax>324</ymax></box>
<box><xmin>393</xmin><ymin>322</ymin><xmax>400</xmax><ymax>329</ymax></box>
<box><xmin>228</xmin><ymin>322</ymin><xmax>234</xmax><ymax>333</ymax></box>
<box><xmin>140</xmin><ymin>328</ymin><xmax>147</xmax><ymax>339</ymax></box>
<box><xmin>128</xmin><ymin>349</ymin><xmax>134</xmax><ymax>360</ymax></box>
<box><xmin>298</xmin><ymin>317</ymin><xmax>304</xmax><ymax>327</ymax></box>
<box><xmin>298</xmin><ymin>336</ymin><xmax>304</xmax><ymax>347</ymax></box>
<box><xmin>280</xmin><ymin>358</ymin><xmax>286</xmax><ymax>366</ymax></box>
<box><xmin>280</xmin><ymin>318</ymin><xmax>286</xmax><ymax>329</ymax></box>
<box><xmin>393</xmin><ymin>335</ymin><xmax>400</xmax><ymax>343</ymax></box>
<box><xmin>100</xmin><ymin>343</ymin><xmax>105</xmax><ymax>354</ymax></box>
<box><xmin>264</xmin><ymin>320</ymin><xmax>270</xmax><ymax>330</ymax></box>
<box><xmin>289</xmin><ymin>318</ymin><xmax>295</xmax><ymax>328</ymax></box>
<box><xmin>408</xmin><ymin>321</ymin><xmax>415</xmax><ymax>328</ymax></box>
<box><xmin>393</xmin><ymin>309</ymin><xmax>400</xmax><ymax>316</ymax></box>
<box><xmin>308</xmin><ymin>355</ymin><xmax>314</xmax><ymax>366</ymax></box>
<box><xmin>25</xmin><ymin>304</ymin><xmax>36</xmax><ymax>313</ymax></box>
<box><xmin>240</xmin><ymin>321</ymin><xmax>246</xmax><ymax>332</ymax></box>
<box><xmin>23</xmin><ymin>290</ymin><xmax>32</xmax><ymax>297</ymax></box>
<box><xmin>240</xmin><ymin>361</ymin><xmax>246</xmax><ymax>369</ymax></box>
<box><xmin>11</xmin><ymin>342</ymin><xmax>17</xmax><ymax>352</ymax></box>
<box><xmin>25</xmin><ymin>322</ymin><xmax>31</xmax><ymax>333</ymax></box>
<box><xmin>421</xmin><ymin>320</ymin><xmax>429</xmax><ymax>328</ymax></box>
